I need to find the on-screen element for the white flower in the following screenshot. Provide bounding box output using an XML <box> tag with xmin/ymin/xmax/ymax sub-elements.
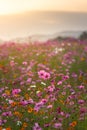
<box><xmin>36</xmin><ymin>91</ymin><xmax>40</xmax><ymax>94</ymax></box>
<box><xmin>41</xmin><ymin>82</ymin><xmax>46</xmax><ymax>86</ymax></box>
<box><xmin>17</xmin><ymin>121</ymin><xmax>22</xmax><ymax>126</ymax></box>
<box><xmin>30</xmin><ymin>85</ymin><xmax>36</xmax><ymax>88</ymax></box>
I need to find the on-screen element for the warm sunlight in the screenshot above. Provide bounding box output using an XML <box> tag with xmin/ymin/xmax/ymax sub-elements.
<box><xmin>0</xmin><ymin>0</ymin><xmax>36</xmax><ymax>15</ymax></box>
<box><xmin>0</xmin><ymin>1</ymin><xmax>12</xmax><ymax>15</ymax></box>
<box><xmin>0</xmin><ymin>0</ymin><xmax>27</xmax><ymax>15</ymax></box>
<box><xmin>0</xmin><ymin>0</ymin><xmax>87</xmax><ymax>15</ymax></box>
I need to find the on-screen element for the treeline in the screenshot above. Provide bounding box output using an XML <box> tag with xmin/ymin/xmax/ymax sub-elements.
<box><xmin>53</xmin><ymin>31</ymin><xmax>87</xmax><ymax>41</ymax></box>
<box><xmin>79</xmin><ymin>31</ymin><xmax>87</xmax><ymax>40</ymax></box>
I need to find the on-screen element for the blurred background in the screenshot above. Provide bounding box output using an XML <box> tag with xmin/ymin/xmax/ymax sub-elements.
<box><xmin>0</xmin><ymin>0</ymin><xmax>87</xmax><ymax>41</ymax></box>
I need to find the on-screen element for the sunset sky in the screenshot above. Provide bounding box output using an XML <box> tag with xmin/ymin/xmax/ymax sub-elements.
<box><xmin>0</xmin><ymin>0</ymin><xmax>87</xmax><ymax>40</ymax></box>
<box><xmin>0</xmin><ymin>0</ymin><xmax>87</xmax><ymax>15</ymax></box>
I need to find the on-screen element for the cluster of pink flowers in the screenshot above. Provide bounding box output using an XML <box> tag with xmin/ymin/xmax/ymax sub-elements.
<box><xmin>12</xmin><ymin>88</ymin><xmax>21</xmax><ymax>95</ymax></box>
<box><xmin>38</xmin><ymin>70</ymin><xmax>51</xmax><ymax>80</ymax></box>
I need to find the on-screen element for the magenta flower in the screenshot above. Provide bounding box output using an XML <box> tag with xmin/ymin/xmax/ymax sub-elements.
<box><xmin>34</xmin><ymin>99</ymin><xmax>47</xmax><ymax>111</ymax></box>
<box><xmin>0</xmin><ymin>119</ymin><xmax>7</xmax><ymax>125</ymax></box>
<box><xmin>47</xmin><ymin>85</ymin><xmax>55</xmax><ymax>92</ymax></box>
<box><xmin>22</xmin><ymin>61</ymin><xmax>28</xmax><ymax>65</ymax></box>
<box><xmin>80</xmin><ymin>107</ymin><xmax>87</xmax><ymax>114</ymax></box>
<box><xmin>33</xmin><ymin>123</ymin><xmax>42</xmax><ymax>130</ymax></box>
<box><xmin>10</xmin><ymin>60</ymin><xmax>15</xmax><ymax>67</ymax></box>
<box><xmin>78</xmin><ymin>100</ymin><xmax>85</xmax><ymax>104</ymax></box>
<box><xmin>72</xmin><ymin>72</ymin><xmax>77</xmax><ymax>78</ymax></box>
<box><xmin>54</xmin><ymin>123</ymin><xmax>62</xmax><ymax>128</ymax></box>
<box><xmin>62</xmin><ymin>75</ymin><xmax>69</xmax><ymax>80</ymax></box>
<box><xmin>78</xmin><ymin>85</ymin><xmax>85</xmax><ymax>89</ymax></box>
<box><xmin>26</xmin><ymin>78</ymin><xmax>32</xmax><ymax>83</ymax></box>
<box><xmin>57</xmin><ymin>81</ymin><xmax>62</xmax><ymax>85</ymax></box>
<box><xmin>20</xmin><ymin>100</ymin><xmax>28</xmax><ymax>106</ymax></box>
<box><xmin>12</xmin><ymin>88</ymin><xmax>21</xmax><ymax>95</ymax></box>
<box><xmin>38</xmin><ymin>70</ymin><xmax>50</xmax><ymax>80</ymax></box>
<box><xmin>38</xmin><ymin>70</ymin><xmax>45</xmax><ymax>79</ymax></box>
<box><xmin>2</xmin><ymin>111</ymin><xmax>12</xmax><ymax>117</ymax></box>
<box><xmin>44</xmin><ymin>72</ymin><xmax>50</xmax><ymax>80</ymax></box>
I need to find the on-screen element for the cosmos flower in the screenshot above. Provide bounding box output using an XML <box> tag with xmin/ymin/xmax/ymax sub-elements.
<box><xmin>54</xmin><ymin>123</ymin><xmax>62</xmax><ymax>128</ymax></box>
<box><xmin>10</xmin><ymin>60</ymin><xmax>15</xmax><ymax>67</ymax></box>
<box><xmin>78</xmin><ymin>85</ymin><xmax>85</xmax><ymax>89</ymax></box>
<box><xmin>33</xmin><ymin>123</ymin><xmax>42</xmax><ymax>130</ymax></box>
<box><xmin>38</xmin><ymin>70</ymin><xmax>50</xmax><ymax>80</ymax></box>
<box><xmin>12</xmin><ymin>89</ymin><xmax>21</xmax><ymax>95</ymax></box>
<box><xmin>78</xmin><ymin>100</ymin><xmax>85</xmax><ymax>104</ymax></box>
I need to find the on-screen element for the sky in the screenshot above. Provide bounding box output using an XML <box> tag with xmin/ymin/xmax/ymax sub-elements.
<box><xmin>0</xmin><ymin>0</ymin><xmax>87</xmax><ymax>40</ymax></box>
<box><xmin>0</xmin><ymin>0</ymin><xmax>87</xmax><ymax>15</ymax></box>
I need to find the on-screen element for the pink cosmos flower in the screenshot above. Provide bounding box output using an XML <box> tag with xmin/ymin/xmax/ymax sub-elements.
<box><xmin>78</xmin><ymin>85</ymin><xmax>85</xmax><ymax>89</ymax></box>
<box><xmin>28</xmin><ymin>98</ymin><xmax>34</xmax><ymax>104</ymax></box>
<box><xmin>34</xmin><ymin>99</ymin><xmax>47</xmax><ymax>111</ymax></box>
<box><xmin>78</xmin><ymin>100</ymin><xmax>84</xmax><ymax>104</ymax></box>
<box><xmin>44</xmin><ymin>72</ymin><xmax>50</xmax><ymax>80</ymax></box>
<box><xmin>20</xmin><ymin>100</ymin><xmax>28</xmax><ymax>106</ymax></box>
<box><xmin>33</xmin><ymin>123</ymin><xmax>42</xmax><ymax>130</ymax></box>
<box><xmin>0</xmin><ymin>119</ymin><xmax>7</xmax><ymax>125</ymax></box>
<box><xmin>62</xmin><ymin>75</ymin><xmax>69</xmax><ymax>80</ymax></box>
<box><xmin>26</xmin><ymin>78</ymin><xmax>32</xmax><ymax>83</ymax></box>
<box><xmin>2</xmin><ymin>111</ymin><xmax>12</xmax><ymax>117</ymax></box>
<box><xmin>80</xmin><ymin>107</ymin><xmax>87</xmax><ymax>114</ymax></box>
<box><xmin>38</xmin><ymin>70</ymin><xmax>50</xmax><ymax>80</ymax></box>
<box><xmin>47</xmin><ymin>85</ymin><xmax>55</xmax><ymax>92</ymax></box>
<box><xmin>72</xmin><ymin>73</ymin><xmax>77</xmax><ymax>78</ymax></box>
<box><xmin>12</xmin><ymin>88</ymin><xmax>21</xmax><ymax>95</ymax></box>
<box><xmin>57</xmin><ymin>81</ymin><xmax>62</xmax><ymax>85</ymax></box>
<box><xmin>54</xmin><ymin>123</ymin><xmax>62</xmax><ymax>128</ymax></box>
<box><xmin>22</xmin><ymin>61</ymin><xmax>28</xmax><ymax>65</ymax></box>
<box><xmin>10</xmin><ymin>60</ymin><xmax>15</xmax><ymax>67</ymax></box>
<box><xmin>8</xmin><ymin>100</ymin><xmax>14</xmax><ymax>104</ymax></box>
<box><xmin>60</xmin><ymin>111</ymin><xmax>65</xmax><ymax>116</ymax></box>
<box><xmin>47</xmin><ymin>105</ymin><xmax>52</xmax><ymax>109</ymax></box>
<box><xmin>38</xmin><ymin>70</ymin><xmax>45</xmax><ymax>79</ymax></box>
<box><xmin>69</xmin><ymin>101</ymin><xmax>74</xmax><ymax>105</ymax></box>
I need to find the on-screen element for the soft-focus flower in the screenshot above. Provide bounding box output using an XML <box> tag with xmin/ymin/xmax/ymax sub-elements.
<box><xmin>28</xmin><ymin>107</ymin><xmax>33</xmax><ymax>113</ymax></box>
<box><xmin>57</xmin><ymin>81</ymin><xmax>62</xmax><ymax>85</ymax></box>
<box><xmin>20</xmin><ymin>100</ymin><xmax>28</xmax><ymax>106</ymax></box>
<box><xmin>33</xmin><ymin>123</ymin><xmax>42</xmax><ymax>130</ymax></box>
<box><xmin>47</xmin><ymin>85</ymin><xmax>55</xmax><ymax>92</ymax></box>
<box><xmin>70</xmin><ymin>121</ymin><xmax>77</xmax><ymax>127</ymax></box>
<box><xmin>2</xmin><ymin>111</ymin><xmax>12</xmax><ymax>117</ymax></box>
<box><xmin>6</xmin><ymin>127</ymin><xmax>12</xmax><ymax>130</ymax></box>
<box><xmin>22</xmin><ymin>61</ymin><xmax>27</xmax><ymax>65</ymax></box>
<box><xmin>23</xmin><ymin>122</ymin><xmax>28</xmax><ymax>128</ymax></box>
<box><xmin>78</xmin><ymin>100</ymin><xmax>84</xmax><ymax>104</ymax></box>
<box><xmin>10</xmin><ymin>60</ymin><xmax>15</xmax><ymax>67</ymax></box>
<box><xmin>38</xmin><ymin>70</ymin><xmax>50</xmax><ymax>80</ymax></box>
<box><xmin>17</xmin><ymin>121</ymin><xmax>22</xmax><ymax>126</ymax></box>
<box><xmin>47</xmin><ymin>105</ymin><xmax>52</xmax><ymax>109</ymax></box>
<box><xmin>78</xmin><ymin>85</ymin><xmax>85</xmax><ymax>89</ymax></box>
<box><xmin>12</xmin><ymin>89</ymin><xmax>21</xmax><ymax>95</ymax></box>
<box><xmin>54</xmin><ymin>123</ymin><xmax>62</xmax><ymax>128</ymax></box>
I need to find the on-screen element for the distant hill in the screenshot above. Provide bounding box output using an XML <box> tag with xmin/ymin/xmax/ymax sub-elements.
<box><xmin>55</xmin><ymin>31</ymin><xmax>82</xmax><ymax>38</ymax></box>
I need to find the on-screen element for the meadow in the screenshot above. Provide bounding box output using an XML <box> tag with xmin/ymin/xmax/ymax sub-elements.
<box><xmin>0</xmin><ymin>39</ymin><xmax>87</xmax><ymax>130</ymax></box>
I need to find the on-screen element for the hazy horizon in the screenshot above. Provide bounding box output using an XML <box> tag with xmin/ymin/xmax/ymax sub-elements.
<box><xmin>0</xmin><ymin>11</ymin><xmax>87</xmax><ymax>40</ymax></box>
<box><xmin>0</xmin><ymin>0</ymin><xmax>87</xmax><ymax>40</ymax></box>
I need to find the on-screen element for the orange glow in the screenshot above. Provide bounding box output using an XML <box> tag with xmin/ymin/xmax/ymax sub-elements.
<box><xmin>0</xmin><ymin>0</ymin><xmax>87</xmax><ymax>15</ymax></box>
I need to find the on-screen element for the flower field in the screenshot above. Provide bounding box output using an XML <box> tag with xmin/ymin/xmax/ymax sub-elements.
<box><xmin>0</xmin><ymin>40</ymin><xmax>87</xmax><ymax>130</ymax></box>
